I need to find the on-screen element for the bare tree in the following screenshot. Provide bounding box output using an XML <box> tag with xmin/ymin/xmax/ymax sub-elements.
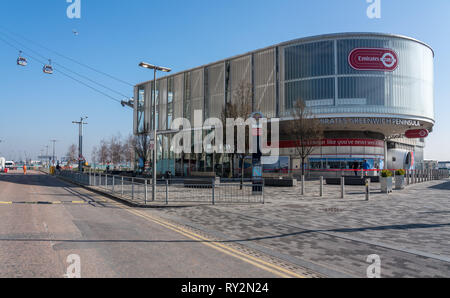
<box><xmin>109</xmin><ymin>134</ymin><xmax>123</xmax><ymax>167</ymax></box>
<box><xmin>97</xmin><ymin>139</ymin><xmax>109</xmax><ymax>165</ymax></box>
<box><xmin>221</xmin><ymin>81</ymin><xmax>253</xmax><ymax>181</ymax></box>
<box><xmin>133</xmin><ymin>134</ymin><xmax>152</xmax><ymax>173</ymax></box>
<box><xmin>66</xmin><ymin>144</ymin><xmax>77</xmax><ymax>167</ymax></box>
<box><xmin>122</xmin><ymin>134</ymin><xmax>135</xmax><ymax>170</ymax></box>
<box><xmin>91</xmin><ymin>146</ymin><xmax>98</xmax><ymax>167</ymax></box>
<box><xmin>288</xmin><ymin>99</ymin><xmax>324</xmax><ymax>177</ymax></box>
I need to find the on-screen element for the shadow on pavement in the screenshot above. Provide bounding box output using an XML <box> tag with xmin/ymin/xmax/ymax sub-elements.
<box><xmin>428</xmin><ymin>181</ymin><xmax>450</xmax><ymax>190</ymax></box>
<box><xmin>0</xmin><ymin>172</ymin><xmax>69</xmax><ymax>188</ymax></box>
<box><xmin>2</xmin><ymin>221</ymin><xmax>449</xmax><ymax>245</ymax></box>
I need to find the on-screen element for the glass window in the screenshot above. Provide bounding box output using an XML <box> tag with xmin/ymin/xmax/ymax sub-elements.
<box><xmin>284</xmin><ymin>41</ymin><xmax>334</xmax><ymax>80</ymax></box>
<box><xmin>338</xmin><ymin>77</ymin><xmax>385</xmax><ymax>106</ymax></box>
<box><xmin>184</xmin><ymin>73</ymin><xmax>192</xmax><ymax>121</ymax></box>
<box><xmin>167</xmin><ymin>78</ymin><xmax>174</xmax><ymax>129</ymax></box>
<box><xmin>285</xmin><ymin>78</ymin><xmax>334</xmax><ymax>110</ymax></box>
<box><xmin>137</xmin><ymin>87</ymin><xmax>145</xmax><ymax>133</ymax></box>
<box><xmin>263</xmin><ymin>156</ymin><xmax>290</xmax><ymax>173</ymax></box>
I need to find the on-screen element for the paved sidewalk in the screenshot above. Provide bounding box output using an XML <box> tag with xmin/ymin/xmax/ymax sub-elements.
<box><xmin>143</xmin><ymin>179</ymin><xmax>450</xmax><ymax>277</ymax></box>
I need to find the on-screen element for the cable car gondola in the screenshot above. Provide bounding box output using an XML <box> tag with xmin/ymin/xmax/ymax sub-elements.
<box><xmin>43</xmin><ymin>59</ymin><xmax>53</xmax><ymax>74</ymax></box>
<box><xmin>17</xmin><ymin>51</ymin><xmax>27</xmax><ymax>66</ymax></box>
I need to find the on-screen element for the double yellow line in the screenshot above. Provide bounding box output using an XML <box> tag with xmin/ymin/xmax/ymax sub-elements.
<box><xmin>115</xmin><ymin>203</ymin><xmax>305</xmax><ymax>278</ymax></box>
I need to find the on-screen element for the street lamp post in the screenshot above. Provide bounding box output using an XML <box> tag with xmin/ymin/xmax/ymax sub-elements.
<box><xmin>50</xmin><ymin>140</ymin><xmax>58</xmax><ymax>166</ymax></box>
<box><xmin>139</xmin><ymin>62</ymin><xmax>171</xmax><ymax>201</ymax></box>
<box><xmin>72</xmin><ymin>117</ymin><xmax>88</xmax><ymax>172</ymax></box>
<box><xmin>45</xmin><ymin>145</ymin><xmax>49</xmax><ymax>168</ymax></box>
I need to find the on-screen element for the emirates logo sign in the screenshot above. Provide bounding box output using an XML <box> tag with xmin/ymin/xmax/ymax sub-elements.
<box><xmin>348</xmin><ymin>48</ymin><xmax>398</xmax><ymax>71</ymax></box>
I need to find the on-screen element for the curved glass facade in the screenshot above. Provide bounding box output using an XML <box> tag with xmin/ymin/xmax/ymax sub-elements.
<box><xmin>281</xmin><ymin>34</ymin><xmax>434</xmax><ymax>123</ymax></box>
<box><xmin>135</xmin><ymin>33</ymin><xmax>434</xmax><ymax>135</ymax></box>
<box><xmin>133</xmin><ymin>33</ymin><xmax>434</xmax><ymax>176</ymax></box>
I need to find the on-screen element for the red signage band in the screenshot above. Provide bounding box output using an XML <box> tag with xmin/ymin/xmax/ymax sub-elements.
<box><xmin>264</xmin><ymin>138</ymin><xmax>385</xmax><ymax>149</ymax></box>
<box><xmin>349</xmin><ymin>48</ymin><xmax>399</xmax><ymax>71</ymax></box>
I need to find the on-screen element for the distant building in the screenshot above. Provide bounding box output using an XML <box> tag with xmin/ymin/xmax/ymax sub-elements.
<box><xmin>438</xmin><ymin>161</ymin><xmax>450</xmax><ymax>170</ymax></box>
<box><xmin>423</xmin><ymin>160</ymin><xmax>438</xmax><ymax>170</ymax></box>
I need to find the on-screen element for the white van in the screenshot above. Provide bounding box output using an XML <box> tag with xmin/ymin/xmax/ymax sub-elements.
<box><xmin>5</xmin><ymin>161</ymin><xmax>16</xmax><ymax>170</ymax></box>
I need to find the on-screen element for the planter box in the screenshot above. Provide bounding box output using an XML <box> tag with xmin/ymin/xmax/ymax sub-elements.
<box><xmin>380</xmin><ymin>176</ymin><xmax>393</xmax><ymax>193</ymax></box>
<box><xmin>395</xmin><ymin>176</ymin><xmax>406</xmax><ymax>190</ymax></box>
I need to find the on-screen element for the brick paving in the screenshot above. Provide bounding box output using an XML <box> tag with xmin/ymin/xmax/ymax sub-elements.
<box><xmin>142</xmin><ymin>179</ymin><xmax>450</xmax><ymax>277</ymax></box>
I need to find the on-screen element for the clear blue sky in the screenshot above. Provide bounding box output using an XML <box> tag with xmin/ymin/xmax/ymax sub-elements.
<box><xmin>0</xmin><ymin>0</ymin><xmax>449</xmax><ymax>161</ymax></box>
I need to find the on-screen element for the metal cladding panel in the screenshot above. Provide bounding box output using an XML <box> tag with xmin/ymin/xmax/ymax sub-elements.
<box><xmin>159</xmin><ymin>78</ymin><xmax>168</xmax><ymax>130</ymax></box>
<box><xmin>284</xmin><ymin>41</ymin><xmax>335</xmax><ymax>80</ymax></box>
<box><xmin>229</xmin><ymin>55</ymin><xmax>252</xmax><ymax>105</ymax></box>
<box><xmin>143</xmin><ymin>83</ymin><xmax>151</xmax><ymax>132</ymax></box>
<box><xmin>254</xmin><ymin>48</ymin><xmax>276</xmax><ymax>118</ymax></box>
<box><xmin>205</xmin><ymin>63</ymin><xmax>225</xmax><ymax>119</ymax></box>
<box><xmin>337</xmin><ymin>145</ymin><xmax>348</xmax><ymax>155</ymax></box>
<box><xmin>133</xmin><ymin>86</ymin><xmax>138</xmax><ymax>134</ymax></box>
<box><xmin>365</xmin><ymin>146</ymin><xmax>376</xmax><ymax>155</ymax></box>
<box><xmin>173</xmin><ymin>74</ymin><xmax>184</xmax><ymax>121</ymax></box>
<box><xmin>135</xmin><ymin>85</ymin><xmax>146</xmax><ymax>134</ymax></box>
<box><xmin>189</xmin><ymin>69</ymin><xmax>204</xmax><ymax>123</ymax></box>
<box><xmin>281</xmin><ymin>40</ymin><xmax>335</xmax><ymax>117</ymax></box>
<box><xmin>279</xmin><ymin>47</ymin><xmax>285</xmax><ymax>117</ymax></box>
<box><xmin>321</xmin><ymin>146</ymin><xmax>335</xmax><ymax>155</ymax></box>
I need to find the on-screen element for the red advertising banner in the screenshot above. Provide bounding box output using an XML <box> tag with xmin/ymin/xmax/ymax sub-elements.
<box><xmin>349</xmin><ymin>48</ymin><xmax>398</xmax><ymax>71</ymax></box>
<box><xmin>265</xmin><ymin>138</ymin><xmax>385</xmax><ymax>149</ymax></box>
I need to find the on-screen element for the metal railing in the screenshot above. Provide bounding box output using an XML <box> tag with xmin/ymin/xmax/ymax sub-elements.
<box><xmin>297</xmin><ymin>168</ymin><xmax>449</xmax><ymax>198</ymax></box>
<box><xmin>57</xmin><ymin>170</ymin><xmax>264</xmax><ymax>205</ymax></box>
<box><xmin>404</xmin><ymin>169</ymin><xmax>449</xmax><ymax>185</ymax></box>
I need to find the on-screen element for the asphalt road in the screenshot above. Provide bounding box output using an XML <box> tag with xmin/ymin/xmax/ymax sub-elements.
<box><xmin>0</xmin><ymin>171</ymin><xmax>300</xmax><ymax>278</ymax></box>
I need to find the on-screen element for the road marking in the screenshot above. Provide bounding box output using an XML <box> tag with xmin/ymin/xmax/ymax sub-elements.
<box><xmin>0</xmin><ymin>201</ymin><xmax>86</xmax><ymax>205</ymax></box>
<box><xmin>125</xmin><ymin>207</ymin><xmax>297</xmax><ymax>278</ymax></box>
<box><xmin>109</xmin><ymin>202</ymin><xmax>304</xmax><ymax>278</ymax></box>
<box><xmin>52</xmin><ymin>175</ymin><xmax>305</xmax><ymax>278</ymax></box>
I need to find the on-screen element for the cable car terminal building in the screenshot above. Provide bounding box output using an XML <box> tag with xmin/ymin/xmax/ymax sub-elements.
<box><xmin>133</xmin><ymin>33</ymin><xmax>434</xmax><ymax>178</ymax></box>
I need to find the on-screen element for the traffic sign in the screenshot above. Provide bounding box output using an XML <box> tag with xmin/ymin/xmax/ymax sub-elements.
<box><xmin>252</xmin><ymin>165</ymin><xmax>262</xmax><ymax>178</ymax></box>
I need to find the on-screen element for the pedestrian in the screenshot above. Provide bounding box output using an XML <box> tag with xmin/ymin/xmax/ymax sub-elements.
<box><xmin>353</xmin><ymin>162</ymin><xmax>358</xmax><ymax>176</ymax></box>
<box><xmin>23</xmin><ymin>164</ymin><xmax>27</xmax><ymax>175</ymax></box>
<box><xmin>363</xmin><ymin>160</ymin><xmax>370</xmax><ymax>177</ymax></box>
